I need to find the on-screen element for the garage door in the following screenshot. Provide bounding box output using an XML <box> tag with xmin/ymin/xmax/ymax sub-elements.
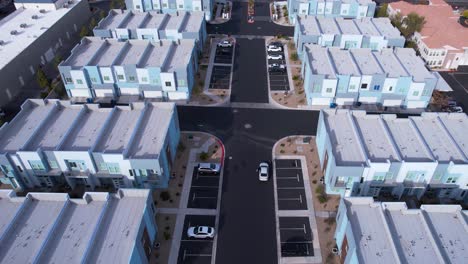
<box><xmin>70</xmin><ymin>89</ymin><xmax>90</xmax><ymax>97</ymax></box>
<box><xmin>311</xmin><ymin>97</ymin><xmax>332</xmax><ymax>106</ymax></box>
<box><xmin>95</xmin><ymin>89</ymin><xmax>114</xmax><ymax>98</ymax></box>
<box><xmin>143</xmin><ymin>91</ymin><xmax>163</xmax><ymax>98</ymax></box>
<box><xmin>119</xmin><ymin>87</ymin><xmax>140</xmax><ymax>95</ymax></box>
<box><xmin>359</xmin><ymin>97</ymin><xmax>378</xmax><ymax>103</ymax></box>
<box><xmin>168</xmin><ymin>91</ymin><xmax>188</xmax><ymax>100</ymax></box>
<box><xmin>335</xmin><ymin>98</ymin><xmax>354</xmax><ymax>105</ymax></box>
<box><xmin>383</xmin><ymin>100</ymin><xmax>402</xmax><ymax>107</ymax></box>
<box><xmin>406</xmin><ymin>101</ymin><xmax>426</xmax><ymax>109</ymax></box>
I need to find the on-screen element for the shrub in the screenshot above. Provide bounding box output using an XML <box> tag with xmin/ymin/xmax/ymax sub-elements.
<box><xmin>280</xmin><ymin>149</ymin><xmax>285</xmax><ymax>154</ymax></box>
<box><xmin>290</xmin><ymin>52</ymin><xmax>299</xmax><ymax>61</ymax></box>
<box><xmin>325</xmin><ymin>217</ymin><xmax>336</xmax><ymax>225</ymax></box>
<box><xmin>318</xmin><ymin>195</ymin><xmax>329</xmax><ymax>204</ymax></box>
<box><xmin>312</xmin><ymin>179</ymin><xmax>317</xmax><ymax>184</ymax></box>
<box><xmin>160</xmin><ymin>191</ymin><xmax>171</xmax><ymax>201</ymax></box>
<box><xmin>292</xmin><ymin>75</ymin><xmax>300</xmax><ymax>81</ymax></box>
<box><xmin>199</xmin><ymin>151</ymin><xmax>209</xmax><ymax>161</ymax></box>
<box><xmin>177</xmin><ymin>142</ymin><xmax>186</xmax><ymax>152</ymax></box>
<box><xmin>463</xmin><ymin>10</ymin><xmax>468</xmax><ymax>18</ymax></box>
<box><xmin>163</xmin><ymin>231</ymin><xmax>171</xmax><ymax>240</ymax></box>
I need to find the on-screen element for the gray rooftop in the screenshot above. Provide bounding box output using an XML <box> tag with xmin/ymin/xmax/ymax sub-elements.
<box><xmin>305</xmin><ymin>44</ymin><xmax>336</xmax><ymax>78</ymax></box>
<box><xmin>0</xmin><ymin>189</ymin><xmax>151</xmax><ymax>264</ymax></box>
<box><xmin>395</xmin><ymin>48</ymin><xmax>434</xmax><ymax>82</ymax></box>
<box><xmin>164</xmin><ymin>39</ymin><xmax>195</xmax><ymax>72</ymax></box>
<box><xmin>343</xmin><ymin>198</ymin><xmax>468</xmax><ymax>264</ymax></box>
<box><xmin>138</xmin><ymin>41</ymin><xmax>172</xmax><ymax>68</ymax></box>
<box><xmin>328</xmin><ymin>48</ymin><xmax>360</xmax><ymax>76</ymax></box>
<box><xmin>322</xmin><ymin>110</ymin><xmax>468</xmax><ymax>164</ymax></box>
<box><xmin>349</xmin><ymin>48</ymin><xmax>383</xmax><ymax>75</ymax></box>
<box><xmin>354</xmin><ymin>18</ymin><xmax>380</xmax><ymax>36</ymax></box>
<box><xmin>316</xmin><ymin>17</ymin><xmax>340</xmax><ymax>35</ymax></box>
<box><xmin>335</xmin><ymin>18</ymin><xmax>360</xmax><ymax>35</ymax></box>
<box><xmin>372</xmin><ymin>49</ymin><xmax>408</xmax><ymax>78</ymax></box>
<box><xmin>372</xmin><ymin>18</ymin><xmax>402</xmax><ymax>38</ymax></box>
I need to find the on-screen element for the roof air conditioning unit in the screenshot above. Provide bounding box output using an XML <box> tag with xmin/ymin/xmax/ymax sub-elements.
<box><xmin>39</xmin><ymin>9</ymin><xmax>46</xmax><ymax>13</ymax></box>
<box><xmin>68</xmin><ymin>0</ymin><xmax>73</xmax><ymax>4</ymax></box>
<box><xmin>0</xmin><ymin>40</ymin><xmax>5</xmax><ymax>46</ymax></box>
<box><xmin>10</xmin><ymin>30</ymin><xmax>17</xmax><ymax>35</ymax></box>
<box><xmin>32</xmin><ymin>15</ymin><xmax>39</xmax><ymax>19</ymax></box>
<box><xmin>63</xmin><ymin>3</ymin><xmax>68</xmax><ymax>8</ymax></box>
<box><xmin>20</xmin><ymin>23</ymin><xmax>27</xmax><ymax>28</ymax></box>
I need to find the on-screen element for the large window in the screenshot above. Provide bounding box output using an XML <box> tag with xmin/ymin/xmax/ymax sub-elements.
<box><xmin>107</xmin><ymin>163</ymin><xmax>121</xmax><ymax>174</ymax></box>
<box><xmin>29</xmin><ymin>160</ymin><xmax>45</xmax><ymax>171</ymax></box>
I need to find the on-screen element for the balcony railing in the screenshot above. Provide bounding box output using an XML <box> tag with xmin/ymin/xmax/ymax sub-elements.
<box><xmin>64</xmin><ymin>169</ymin><xmax>90</xmax><ymax>177</ymax></box>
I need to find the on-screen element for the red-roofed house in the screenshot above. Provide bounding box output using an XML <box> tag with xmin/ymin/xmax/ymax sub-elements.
<box><xmin>388</xmin><ymin>0</ymin><xmax>468</xmax><ymax>70</ymax></box>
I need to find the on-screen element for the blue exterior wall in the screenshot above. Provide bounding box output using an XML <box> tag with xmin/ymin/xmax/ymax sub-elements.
<box><xmin>129</xmin><ymin>198</ymin><xmax>157</xmax><ymax>264</ymax></box>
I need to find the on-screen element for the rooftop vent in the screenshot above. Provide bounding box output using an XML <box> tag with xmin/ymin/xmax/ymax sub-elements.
<box><xmin>68</xmin><ymin>0</ymin><xmax>73</xmax><ymax>3</ymax></box>
<box><xmin>10</xmin><ymin>30</ymin><xmax>18</xmax><ymax>35</ymax></box>
<box><xmin>32</xmin><ymin>15</ymin><xmax>39</xmax><ymax>19</ymax></box>
<box><xmin>0</xmin><ymin>40</ymin><xmax>5</xmax><ymax>46</ymax></box>
<box><xmin>20</xmin><ymin>23</ymin><xmax>27</xmax><ymax>28</ymax></box>
<box><xmin>63</xmin><ymin>3</ymin><xmax>68</xmax><ymax>8</ymax></box>
<box><xmin>39</xmin><ymin>9</ymin><xmax>46</xmax><ymax>13</ymax></box>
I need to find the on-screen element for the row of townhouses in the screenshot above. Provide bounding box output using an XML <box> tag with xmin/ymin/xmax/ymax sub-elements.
<box><xmin>125</xmin><ymin>0</ymin><xmax>214</xmax><ymax>20</ymax></box>
<box><xmin>302</xmin><ymin>46</ymin><xmax>439</xmax><ymax>108</ymax></box>
<box><xmin>316</xmin><ymin>109</ymin><xmax>468</xmax><ymax>202</ymax></box>
<box><xmin>287</xmin><ymin>0</ymin><xmax>376</xmax><ymax>24</ymax></box>
<box><xmin>335</xmin><ymin>197</ymin><xmax>468</xmax><ymax>264</ymax></box>
<box><xmin>59</xmin><ymin>37</ymin><xmax>198</xmax><ymax>102</ymax></box>
<box><xmin>93</xmin><ymin>9</ymin><xmax>207</xmax><ymax>52</ymax></box>
<box><xmin>0</xmin><ymin>99</ymin><xmax>180</xmax><ymax>191</ymax></box>
<box><xmin>0</xmin><ymin>0</ymin><xmax>91</xmax><ymax>108</ymax></box>
<box><xmin>294</xmin><ymin>16</ymin><xmax>405</xmax><ymax>58</ymax></box>
<box><xmin>0</xmin><ymin>189</ymin><xmax>157</xmax><ymax>264</ymax></box>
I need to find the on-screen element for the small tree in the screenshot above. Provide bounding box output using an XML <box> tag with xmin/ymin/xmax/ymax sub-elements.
<box><xmin>290</xmin><ymin>52</ymin><xmax>298</xmax><ymax>61</ymax></box>
<box><xmin>36</xmin><ymin>67</ymin><xmax>50</xmax><ymax>90</ymax></box>
<box><xmin>199</xmin><ymin>151</ymin><xmax>209</xmax><ymax>161</ymax></box>
<box><xmin>99</xmin><ymin>10</ymin><xmax>106</xmax><ymax>19</ymax></box>
<box><xmin>89</xmin><ymin>17</ymin><xmax>97</xmax><ymax>30</ymax></box>
<box><xmin>79</xmin><ymin>25</ymin><xmax>89</xmax><ymax>38</ymax></box>
<box><xmin>402</xmin><ymin>12</ymin><xmax>426</xmax><ymax>38</ymax></box>
<box><xmin>53</xmin><ymin>54</ymin><xmax>63</xmax><ymax>68</ymax></box>
<box><xmin>462</xmin><ymin>10</ymin><xmax>468</xmax><ymax>18</ymax></box>
<box><xmin>376</xmin><ymin>3</ymin><xmax>388</xmax><ymax>18</ymax></box>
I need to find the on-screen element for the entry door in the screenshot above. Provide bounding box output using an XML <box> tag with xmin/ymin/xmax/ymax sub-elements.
<box><xmin>322</xmin><ymin>151</ymin><xmax>329</xmax><ymax>176</ymax></box>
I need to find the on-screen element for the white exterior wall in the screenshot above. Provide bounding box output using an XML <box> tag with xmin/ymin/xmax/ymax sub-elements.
<box><xmin>136</xmin><ymin>68</ymin><xmax>150</xmax><ymax>84</ymax></box>
<box><xmin>113</xmin><ymin>66</ymin><xmax>127</xmax><ymax>82</ymax></box>
<box><xmin>382</xmin><ymin>78</ymin><xmax>398</xmax><ymax>93</ymax></box>
<box><xmin>192</xmin><ymin>0</ymin><xmax>202</xmax><ymax>11</ymax></box>
<box><xmin>160</xmin><ymin>72</ymin><xmax>176</xmax><ymax>91</ymax></box>
<box><xmin>319</xmin><ymin>34</ymin><xmax>335</xmax><ymax>46</ymax></box>
<box><xmin>115</xmin><ymin>28</ymin><xmax>130</xmax><ymax>39</ymax></box>
<box><xmin>321</xmin><ymin>79</ymin><xmax>338</xmax><ymax>97</ymax></box>
<box><xmin>53</xmin><ymin>151</ymin><xmax>97</xmax><ymax>173</ymax></box>
<box><xmin>324</xmin><ymin>2</ymin><xmax>333</xmax><ymax>15</ymax></box>
<box><xmin>357</xmin><ymin>6</ymin><xmax>368</xmax><ymax>18</ymax></box>
<box><xmin>395</xmin><ymin>162</ymin><xmax>437</xmax><ymax>183</ymax></box>
<box><xmin>407</xmin><ymin>82</ymin><xmax>425</xmax><ymax>101</ymax></box>
<box><xmin>15</xmin><ymin>152</ymin><xmax>43</xmax><ymax>171</ymax></box>
<box><xmin>100</xmin><ymin>67</ymin><xmax>115</xmax><ymax>83</ymax></box>
<box><xmin>168</xmin><ymin>91</ymin><xmax>188</xmax><ymax>100</ymax></box>
<box><xmin>312</xmin><ymin>97</ymin><xmax>333</xmax><ymax>105</ymax></box>
<box><xmin>299</xmin><ymin>3</ymin><xmax>309</xmax><ymax>15</ymax></box>
<box><xmin>340</xmin><ymin>4</ymin><xmax>350</xmax><ymax>16</ymax></box>
<box><xmin>348</xmin><ymin>77</ymin><xmax>361</xmax><ymax>92</ymax></box>
<box><xmin>143</xmin><ymin>91</ymin><xmax>163</xmax><ymax>98</ymax></box>
<box><xmin>70</xmin><ymin>89</ymin><xmax>91</xmax><ymax>97</ymax></box>
<box><xmin>317</xmin><ymin>2</ymin><xmax>325</xmax><ymax>15</ymax></box>
<box><xmin>136</xmin><ymin>29</ymin><xmax>159</xmax><ymax>40</ymax></box>
<box><xmin>340</xmin><ymin>35</ymin><xmax>363</xmax><ymax>49</ymax></box>
<box><xmin>70</xmin><ymin>71</ymin><xmax>88</xmax><ymax>89</ymax></box>
<box><xmin>95</xmin><ymin>89</ymin><xmax>114</xmax><ymax>97</ymax></box>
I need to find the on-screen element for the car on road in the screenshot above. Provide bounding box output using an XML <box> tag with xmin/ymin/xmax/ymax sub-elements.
<box><xmin>268</xmin><ymin>54</ymin><xmax>283</xmax><ymax>60</ymax></box>
<box><xmin>267</xmin><ymin>45</ymin><xmax>282</xmax><ymax>52</ymax></box>
<box><xmin>217</xmin><ymin>40</ymin><xmax>232</xmax><ymax>48</ymax></box>
<box><xmin>197</xmin><ymin>163</ymin><xmax>221</xmax><ymax>175</ymax></box>
<box><xmin>187</xmin><ymin>226</ymin><xmax>215</xmax><ymax>239</ymax></box>
<box><xmin>268</xmin><ymin>63</ymin><xmax>286</xmax><ymax>72</ymax></box>
<box><xmin>257</xmin><ymin>162</ymin><xmax>269</xmax><ymax>181</ymax></box>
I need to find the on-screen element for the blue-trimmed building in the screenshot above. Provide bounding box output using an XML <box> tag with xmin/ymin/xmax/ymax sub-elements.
<box><xmin>0</xmin><ymin>99</ymin><xmax>180</xmax><ymax>191</ymax></box>
<box><xmin>125</xmin><ymin>0</ymin><xmax>214</xmax><ymax>21</ymax></box>
<box><xmin>302</xmin><ymin>46</ymin><xmax>438</xmax><ymax>108</ymax></box>
<box><xmin>93</xmin><ymin>9</ymin><xmax>207</xmax><ymax>52</ymax></box>
<box><xmin>294</xmin><ymin>16</ymin><xmax>405</xmax><ymax>59</ymax></box>
<box><xmin>0</xmin><ymin>189</ymin><xmax>158</xmax><ymax>264</ymax></box>
<box><xmin>287</xmin><ymin>0</ymin><xmax>376</xmax><ymax>24</ymax></box>
<box><xmin>59</xmin><ymin>37</ymin><xmax>197</xmax><ymax>102</ymax></box>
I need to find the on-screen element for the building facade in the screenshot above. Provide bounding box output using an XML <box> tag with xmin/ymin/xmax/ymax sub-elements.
<box><xmin>287</xmin><ymin>0</ymin><xmax>376</xmax><ymax>24</ymax></box>
<box><xmin>59</xmin><ymin>37</ymin><xmax>197</xmax><ymax>102</ymax></box>
<box><xmin>125</xmin><ymin>0</ymin><xmax>214</xmax><ymax>21</ymax></box>
<box><xmin>316</xmin><ymin>109</ymin><xmax>468</xmax><ymax>201</ymax></box>
<box><xmin>388</xmin><ymin>0</ymin><xmax>468</xmax><ymax>70</ymax></box>
<box><xmin>0</xmin><ymin>0</ymin><xmax>91</xmax><ymax>108</ymax></box>
<box><xmin>294</xmin><ymin>16</ymin><xmax>405</xmax><ymax>58</ymax></box>
<box><xmin>0</xmin><ymin>189</ymin><xmax>158</xmax><ymax>264</ymax></box>
<box><xmin>335</xmin><ymin>197</ymin><xmax>468</xmax><ymax>264</ymax></box>
<box><xmin>0</xmin><ymin>99</ymin><xmax>180</xmax><ymax>191</ymax></box>
<box><xmin>93</xmin><ymin>9</ymin><xmax>207</xmax><ymax>52</ymax></box>
<box><xmin>302</xmin><ymin>46</ymin><xmax>437</xmax><ymax>108</ymax></box>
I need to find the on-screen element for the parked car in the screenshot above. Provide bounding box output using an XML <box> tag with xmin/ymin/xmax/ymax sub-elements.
<box><xmin>0</xmin><ymin>108</ymin><xmax>5</xmax><ymax>117</ymax></box>
<box><xmin>187</xmin><ymin>226</ymin><xmax>215</xmax><ymax>239</ymax></box>
<box><xmin>197</xmin><ymin>163</ymin><xmax>221</xmax><ymax>175</ymax></box>
<box><xmin>268</xmin><ymin>54</ymin><xmax>283</xmax><ymax>60</ymax></box>
<box><xmin>268</xmin><ymin>63</ymin><xmax>286</xmax><ymax>72</ymax></box>
<box><xmin>257</xmin><ymin>162</ymin><xmax>269</xmax><ymax>181</ymax></box>
<box><xmin>217</xmin><ymin>40</ymin><xmax>232</xmax><ymax>48</ymax></box>
<box><xmin>267</xmin><ymin>45</ymin><xmax>282</xmax><ymax>52</ymax></box>
<box><xmin>447</xmin><ymin>100</ymin><xmax>457</xmax><ymax>107</ymax></box>
<box><xmin>450</xmin><ymin>106</ymin><xmax>464</xmax><ymax>113</ymax></box>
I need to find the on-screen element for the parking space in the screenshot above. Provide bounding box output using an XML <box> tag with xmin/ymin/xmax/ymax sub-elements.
<box><xmin>187</xmin><ymin>167</ymin><xmax>220</xmax><ymax>209</ymax></box>
<box><xmin>275</xmin><ymin>159</ymin><xmax>307</xmax><ymax>210</ymax></box>
<box><xmin>214</xmin><ymin>46</ymin><xmax>234</xmax><ymax>64</ymax></box>
<box><xmin>178</xmin><ymin>215</ymin><xmax>216</xmax><ymax>264</ymax></box>
<box><xmin>279</xmin><ymin>217</ymin><xmax>314</xmax><ymax>257</ymax></box>
<box><xmin>267</xmin><ymin>43</ymin><xmax>290</xmax><ymax>91</ymax></box>
<box><xmin>209</xmin><ymin>66</ymin><xmax>231</xmax><ymax>90</ymax></box>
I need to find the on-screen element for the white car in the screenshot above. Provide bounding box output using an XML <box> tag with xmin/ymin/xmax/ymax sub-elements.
<box><xmin>450</xmin><ymin>106</ymin><xmax>464</xmax><ymax>113</ymax></box>
<box><xmin>187</xmin><ymin>226</ymin><xmax>215</xmax><ymax>239</ymax></box>
<box><xmin>268</xmin><ymin>54</ymin><xmax>283</xmax><ymax>60</ymax></box>
<box><xmin>217</xmin><ymin>40</ymin><xmax>232</xmax><ymax>48</ymax></box>
<box><xmin>258</xmin><ymin>162</ymin><xmax>269</xmax><ymax>181</ymax></box>
<box><xmin>267</xmin><ymin>45</ymin><xmax>282</xmax><ymax>52</ymax></box>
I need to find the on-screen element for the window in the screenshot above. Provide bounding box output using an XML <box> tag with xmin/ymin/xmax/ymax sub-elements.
<box><xmin>165</xmin><ymin>81</ymin><xmax>172</xmax><ymax>86</ymax></box>
<box><xmin>135</xmin><ymin>5</ymin><xmax>140</xmax><ymax>9</ymax></box>
<box><xmin>361</xmin><ymin>83</ymin><xmax>368</xmax><ymax>89</ymax></box>
<box><xmin>152</xmin><ymin>79</ymin><xmax>159</xmax><ymax>84</ymax></box>
<box><xmin>29</xmin><ymin>161</ymin><xmax>45</xmax><ymax>171</ymax></box>
<box><xmin>129</xmin><ymin>76</ymin><xmax>136</xmax><ymax>82</ymax></box>
<box><xmin>139</xmin><ymin>169</ymin><xmax>148</xmax><ymax>176</ymax></box>
<box><xmin>446</xmin><ymin>176</ymin><xmax>458</xmax><ymax>184</ymax></box>
<box><xmin>65</xmin><ymin>77</ymin><xmax>73</xmax><ymax>84</ymax></box>
<box><xmin>49</xmin><ymin>161</ymin><xmax>58</xmax><ymax>169</ymax></box>
<box><xmin>422</xmin><ymin>87</ymin><xmax>431</xmax><ymax>96</ymax></box>
<box><xmin>385</xmin><ymin>172</ymin><xmax>393</xmax><ymax>179</ymax></box>
<box><xmin>163</xmin><ymin>3</ymin><xmax>168</xmax><ymax>8</ymax></box>
<box><xmin>372</xmin><ymin>173</ymin><xmax>385</xmax><ymax>182</ymax></box>
<box><xmin>103</xmin><ymin>76</ymin><xmax>110</xmax><ymax>81</ymax></box>
<box><xmin>76</xmin><ymin>79</ymin><xmax>83</xmax><ymax>84</ymax></box>
<box><xmin>326</xmin><ymin>88</ymin><xmax>333</xmax><ymax>93</ymax></box>
<box><xmin>433</xmin><ymin>172</ymin><xmax>442</xmax><ymax>180</ymax></box>
<box><xmin>441</xmin><ymin>51</ymin><xmax>445</xmax><ymax>56</ymax></box>
<box><xmin>412</xmin><ymin>91</ymin><xmax>419</xmax><ymax>97</ymax></box>
<box><xmin>349</xmin><ymin>84</ymin><xmax>356</xmax><ymax>91</ymax></box>
<box><xmin>117</xmin><ymin>74</ymin><xmax>124</xmax><ymax>80</ymax></box>
<box><xmin>195</xmin><ymin>7</ymin><xmax>200</xmax><ymax>11</ymax></box>
<box><xmin>438</xmin><ymin>60</ymin><xmax>442</xmax><ymax>65</ymax></box>
<box><xmin>99</xmin><ymin>163</ymin><xmax>108</xmax><ymax>171</ymax></box>
<box><xmin>178</xmin><ymin>4</ymin><xmax>183</xmax><ymax>8</ymax></box>
<box><xmin>360</xmin><ymin>12</ymin><xmax>365</xmax><ymax>16</ymax></box>
<box><xmin>405</xmin><ymin>171</ymin><xmax>425</xmax><ymax>182</ymax></box>
<box><xmin>178</xmin><ymin>79</ymin><xmax>186</xmax><ymax>86</ymax></box>
<box><xmin>107</xmin><ymin>163</ymin><xmax>121</xmax><ymax>174</ymax></box>
<box><xmin>313</xmin><ymin>83</ymin><xmax>321</xmax><ymax>93</ymax></box>
<box><xmin>17</xmin><ymin>166</ymin><xmax>23</xmax><ymax>173</ymax></box>
<box><xmin>373</xmin><ymin>85</ymin><xmax>380</xmax><ymax>91</ymax></box>
<box><xmin>90</xmin><ymin>77</ymin><xmax>97</xmax><ymax>83</ymax></box>
<box><xmin>141</xmin><ymin>77</ymin><xmax>148</xmax><ymax>82</ymax></box>
<box><xmin>388</xmin><ymin>86</ymin><xmax>393</xmax><ymax>92</ymax></box>
<box><xmin>302</xmin><ymin>10</ymin><xmax>306</xmax><ymax>14</ymax></box>
<box><xmin>342</xmin><ymin>9</ymin><xmax>347</xmax><ymax>14</ymax></box>
<box><xmin>129</xmin><ymin>170</ymin><xmax>134</xmax><ymax>177</ymax></box>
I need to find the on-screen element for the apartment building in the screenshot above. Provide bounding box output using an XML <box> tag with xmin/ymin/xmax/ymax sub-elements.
<box><xmin>59</xmin><ymin>37</ymin><xmax>197</xmax><ymax>102</ymax></box>
<box><xmin>302</xmin><ymin>46</ymin><xmax>437</xmax><ymax>108</ymax></box>
<box><xmin>316</xmin><ymin>109</ymin><xmax>468</xmax><ymax>201</ymax></box>
<box><xmin>294</xmin><ymin>16</ymin><xmax>405</xmax><ymax>58</ymax></box>
<box><xmin>0</xmin><ymin>0</ymin><xmax>90</xmax><ymax>108</ymax></box>
<box><xmin>335</xmin><ymin>197</ymin><xmax>468</xmax><ymax>264</ymax></box>
<box><xmin>388</xmin><ymin>0</ymin><xmax>468</xmax><ymax>70</ymax></box>
<box><xmin>125</xmin><ymin>0</ymin><xmax>214</xmax><ymax>21</ymax></box>
<box><xmin>0</xmin><ymin>99</ymin><xmax>180</xmax><ymax>191</ymax></box>
<box><xmin>93</xmin><ymin>9</ymin><xmax>207</xmax><ymax>52</ymax></box>
<box><xmin>287</xmin><ymin>0</ymin><xmax>376</xmax><ymax>24</ymax></box>
<box><xmin>0</xmin><ymin>189</ymin><xmax>157</xmax><ymax>264</ymax></box>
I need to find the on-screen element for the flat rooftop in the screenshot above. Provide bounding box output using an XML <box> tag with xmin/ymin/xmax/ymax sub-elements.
<box><xmin>114</xmin><ymin>41</ymin><xmax>148</xmax><ymax>65</ymax></box>
<box><xmin>138</xmin><ymin>41</ymin><xmax>172</xmax><ymax>68</ymax></box>
<box><xmin>63</xmin><ymin>37</ymin><xmax>104</xmax><ymax>67</ymax></box>
<box><xmin>372</xmin><ymin>49</ymin><xmax>408</xmax><ymax>78</ymax></box>
<box><xmin>0</xmin><ymin>100</ymin><xmax>54</xmax><ymax>153</ymax></box>
<box><xmin>317</xmin><ymin>17</ymin><xmax>340</xmax><ymax>35</ymax></box>
<box><xmin>328</xmin><ymin>48</ymin><xmax>360</xmax><ymax>76</ymax></box>
<box><xmin>0</xmin><ymin>1</ymin><xmax>83</xmax><ymax>69</ymax></box>
<box><xmin>322</xmin><ymin>110</ymin><xmax>367</xmax><ymax>165</ymax></box>
<box><xmin>305</xmin><ymin>44</ymin><xmax>336</xmax><ymax>78</ymax></box>
<box><xmin>354</xmin><ymin>18</ymin><xmax>380</xmax><ymax>36</ymax></box>
<box><xmin>164</xmin><ymin>39</ymin><xmax>195</xmax><ymax>72</ymax></box>
<box><xmin>129</xmin><ymin>103</ymin><xmax>175</xmax><ymax>159</ymax></box>
<box><xmin>0</xmin><ymin>189</ymin><xmax>151</xmax><ymax>264</ymax></box>
<box><xmin>180</xmin><ymin>12</ymin><xmax>204</xmax><ymax>32</ymax></box>
<box><xmin>335</xmin><ymin>18</ymin><xmax>360</xmax><ymax>35</ymax></box>
<box><xmin>438</xmin><ymin>113</ymin><xmax>468</xmax><ymax>159</ymax></box>
<box><xmin>394</xmin><ymin>48</ymin><xmax>433</xmax><ymax>82</ymax></box>
<box><xmin>349</xmin><ymin>48</ymin><xmax>383</xmax><ymax>75</ymax></box>
<box><xmin>372</xmin><ymin>17</ymin><xmax>401</xmax><ymax>38</ymax></box>
<box><xmin>298</xmin><ymin>15</ymin><xmax>320</xmax><ymax>35</ymax></box>
<box><xmin>141</xmin><ymin>12</ymin><xmax>168</xmax><ymax>28</ymax></box>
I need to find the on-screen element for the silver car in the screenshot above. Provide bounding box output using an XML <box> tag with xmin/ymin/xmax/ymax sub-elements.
<box><xmin>187</xmin><ymin>226</ymin><xmax>215</xmax><ymax>239</ymax></box>
<box><xmin>198</xmin><ymin>163</ymin><xmax>221</xmax><ymax>175</ymax></box>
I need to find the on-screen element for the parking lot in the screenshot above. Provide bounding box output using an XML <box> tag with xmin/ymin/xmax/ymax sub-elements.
<box><xmin>275</xmin><ymin>159</ymin><xmax>307</xmax><ymax>210</ymax></box>
<box><xmin>214</xmin><ymin>46</ymin><xmax>234</xmax><ymax>64</ymax></box>
<box><xmin>267</xmin><ymin>43</ymin><xmax>290</xmax><ymax>91</ymax></box>
<box><xmin>279</xmin><ymin>217</ymin><xmax>314</xmax><ymax>257</ymax></box>
<box><xmin>187</xmin><ymin>167</ymin><xmax>220</xmax><ymax>209</ymax></box>
<box><xmin>209</xmin><ymin>66</ymin><xmax>231</xmax><ymax>90</ymax></box>
<box><xmin>177</xmin><ymin>214</ymin><xmax>216</xmax><ymax>264</ymax></box>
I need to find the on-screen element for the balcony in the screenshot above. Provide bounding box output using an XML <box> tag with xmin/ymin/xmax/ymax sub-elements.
<box><xmin>33</xmin><ymin>169</ymin><xmax>63</xmax><ymax>177</ymax></box>
<box><xmin>64</xmin><ymin>169</ymin><xmax>90</xmax><ymax>178</ymax></box>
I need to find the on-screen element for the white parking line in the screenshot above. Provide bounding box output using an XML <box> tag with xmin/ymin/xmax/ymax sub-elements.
<box><xmin>279</xmin><ymin>224</ymin><xmax>307</xmax><ymax>234</ymax></box>
<box><xmin>191</xmin><ymin>186</ymin><xmax>219</xmax><ymax>188</ymax></box>
<box><xmin>276</xmin><ymin>173</ymin><xmax>301</xmax><ymax>182</ymax></box>
<box><xmin>192</xmin><ymin>193</ymin><xmax>217</xmax><ymax>202</ymax></box>
<box><xmin>181</xmin><ymin>239</ymin><xmax>214</xmax><ymax>242</ymax></box>
<box><xmin>278</xmin><ymin>194</ymin><xmax>303</xmax><ymax>204</ymax></box>
<box><xmin>183</xmin><ymin>250</ymin><xmax>212</xmax><ymax>261</ymax></box>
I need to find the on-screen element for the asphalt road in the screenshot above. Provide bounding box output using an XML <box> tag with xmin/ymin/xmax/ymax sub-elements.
<box><xmin>177</xmin><ymin>106</ymin><xmax>318</xmax><ymax>264</ymax></box>
<box><xmin>230</xmin><ymin>38</ymin><xmax>270</xmax><ymax>103</ymax></box>
<box><xmin>207</xmin><ymin>2</ymin><xmax>294</xmax><ymax>36</ymax></box>
<box><xmin>439</xmin><ymin>72</ymin><xmax>468</xmax><ymax>114</ymax></box>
